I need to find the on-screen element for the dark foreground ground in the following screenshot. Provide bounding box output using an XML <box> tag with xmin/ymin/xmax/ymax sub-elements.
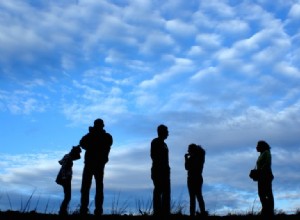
<box><xmin>1</xmin><ymin>211</ymin><xmax>300</xmax><ymax>220</ymax></box>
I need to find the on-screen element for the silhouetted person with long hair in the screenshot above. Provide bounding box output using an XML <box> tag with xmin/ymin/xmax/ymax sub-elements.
<box><xmin>56</xmin><ymin>146</ymin><xmax>81</xmax><ymax>215</ymax></box>
<box><xmin>256</xmin><ymin>140</ymin><xmax>274</xmax><ymax>218</ymax></box>
<box><xmin>150</xmin><ymin>124</ymin><xmax>170</xmax><ymax>216</ymax></box>
<box><xmin>79</xmin><ymin>118</ymin><xmax>113</xmax><ymax>216</ymax></box>
<box><xmin>185</xmin><ymin>144</ymin><xmax>207</xmax><ymax>217</ymax></box>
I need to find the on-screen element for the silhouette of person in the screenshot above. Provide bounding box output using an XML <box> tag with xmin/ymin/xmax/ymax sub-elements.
<box><xmin>185</xmin><ymin>144</ymin><xmax>207</xmax><ymax>217</ymax></box>
<box><xmin>150</xmin><ymin>124</ymin><xmax>170</xmax><ymax>216</ymax></box>
<box><xmin>79</xmin><ymin>118</ymin><xmax>113</xmax><ymax>215</ymax></box>
<box><xmin>56</xmin><ymin>145</ymin><xmax>81</xmax><ymax>215</ymax></box>
<box><xmin>256</xmin><ymin>140</ymin><xmax>274</xmax><ymax>218</ymax></box>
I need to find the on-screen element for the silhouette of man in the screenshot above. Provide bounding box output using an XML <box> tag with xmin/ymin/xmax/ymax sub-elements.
<box><xmin>185</xmin><ymin>144</ymin><xmax>207</xmax><ymax>217</ymax></box>
<box><xmin>150</xmin><ymin>124</ymin><xmax>170</xmax><ymax>216</ymax></box>
<box><xmin>79</xmin><ymin>118</ymin><xmax>113</xmax><ymax>215</ymax></box>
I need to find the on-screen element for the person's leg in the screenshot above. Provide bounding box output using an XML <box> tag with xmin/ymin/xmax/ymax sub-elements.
<box><xmin>162</xmin><ymin>177</ymin><xmax>171</xmax><ymax>215</ymax></box>
<box><xmin>265</xmin><ymin>180</ymin><xmax>274</xmax><ymax>218</ymax></box>
<box><xmin>80</xmin><ymin>166</ymin><xmax>93</xmax><ymax>214</ymax></box>
<box><xmin>196</xmin><ymin>177</ymin><xmax>206</xmax><ymax>214</ymax></box>
<box><xmin>152</xmin><ymin>178</ymin><xmax>163</xmax><ymax>216</ymax></box>
<box><xmin>258</xmin><ymin>180</ymin><xmax>268</xmax><ymax>216</ymax></box>
<box><xmin>188</xmin><ymin>179</ymin><xmax>196</xmax><ymax>216</ymax></box>
<box><xmin>94</xmin><ymin>169</ymin><xmax>104</xmax><ymax>215</ymax></box>
<box><xmin>59</xmin><ymin>181</ymin><xmax>71</xmax><ymax>215</ymax></box>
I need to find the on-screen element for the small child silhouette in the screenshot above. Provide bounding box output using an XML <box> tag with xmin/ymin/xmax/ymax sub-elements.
<box><xmin>56</xmin><ymin>146</ymin><xmax>81</xmax><ymax>215</ymax></box>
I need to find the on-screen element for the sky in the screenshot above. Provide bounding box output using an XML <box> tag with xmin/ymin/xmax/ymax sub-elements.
<box><xmin>0</xmin><ymin>0</ymin><xmax>300</xmax><ymax>215</ymax></box>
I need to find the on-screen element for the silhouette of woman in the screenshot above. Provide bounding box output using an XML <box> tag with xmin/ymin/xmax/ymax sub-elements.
<box><xmin>255</xmin><ymin>140</ymin><xmax>274</xmax><ymax>218</ymax></box>
<box><xmin>185</xmin><ymin>144</ymin><xmax>207</xmax><ymax>217</ymax></box>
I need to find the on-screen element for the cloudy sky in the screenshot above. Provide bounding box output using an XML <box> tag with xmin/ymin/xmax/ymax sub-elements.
<box><xmin>1</xmin><ymin>0</ymin><xmax>300</xmax><ymax>215</ymax></box>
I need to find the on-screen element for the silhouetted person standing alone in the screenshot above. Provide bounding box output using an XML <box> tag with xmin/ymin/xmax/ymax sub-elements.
<box><xmin>185</xmin><ymin>144</ymin><xmax>207</xmax><ymax>217</ymax></box>
<box><xmin>150</xmin><ymin>124</ymin><xmax>170</xmax><ymax>216</ymax></box>
<box><xmin>79</xmin><ymin>119</ymin><xmax>113</xmax><ymax>215</ymax></box>
<box><xmin>256</xmin><ymin>140</ymin><xmax>274</xmax><ymax>219</ymax></box>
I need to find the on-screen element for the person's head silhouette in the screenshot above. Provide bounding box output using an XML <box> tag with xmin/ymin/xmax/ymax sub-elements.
<box><xmin>188</xmin><ymin>143</ymin><xmax>198</xmax><ymax>155</ymax></box>
<box><xmin>157</xmin><ymin>124</ymin><xmax>168</xmax><ymax>140</ymax></box>
<box><xmin>94</xmin><ymin>118</ymin><xmax>104</xmax><ymax>129</ymax></box>
<box><xmin>256</xmin><ymin>140</ymin><xmax>270</xmax><ymax>152</ymax></box>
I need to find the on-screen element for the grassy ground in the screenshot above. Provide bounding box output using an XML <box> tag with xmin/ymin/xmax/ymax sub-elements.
<box><xmin>0</xmin><ymin>211</ymin><xmax>300</xmax><ymax>220</ymax></box>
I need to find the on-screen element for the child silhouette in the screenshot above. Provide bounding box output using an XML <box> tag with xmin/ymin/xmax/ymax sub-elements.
<box><xmin>56</xmin><ymin>146</ymin><xmax>81</xmax><ymax>215</ymax></box>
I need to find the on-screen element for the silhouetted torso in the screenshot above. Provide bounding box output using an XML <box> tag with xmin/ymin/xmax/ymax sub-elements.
<box><xmin>80</xmin><ymin>128</ymin><xmax>112</xmax><ymax>168</ymax></box>
<box><xmin>151</xmin><ymin>137</ymin><xmax>170</xmax><ymax>177</ymax></box>
<box><xmin>185</xmin><ymin>153</ymin><xmax>204</xmax><ymax>180</ymax></box>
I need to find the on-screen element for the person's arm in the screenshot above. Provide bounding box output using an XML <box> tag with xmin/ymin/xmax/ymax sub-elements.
<box><xmin>150</xmin><ymin>139</ymin><xmax>160</xmax><ymax>163</ymax></box>
<box><xmin>184</xmin><ymin>154</ymin><xmax>190</xmax><ymax>170</ymax></box>
<box><xmin>79</xmin><ymin>134</ymin><xmax>89</xmax><ymax>150</ymax></box>
<box><xmin>103</xmin><ymin>133</ymin><xmax>113</xmax><ymax>164</ymax></box>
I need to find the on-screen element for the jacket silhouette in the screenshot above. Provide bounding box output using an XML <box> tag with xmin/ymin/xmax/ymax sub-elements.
<box><xmin>79</xmin><ymin>119</ymin><xmax>113</xmax><ymax>216</ymax></box>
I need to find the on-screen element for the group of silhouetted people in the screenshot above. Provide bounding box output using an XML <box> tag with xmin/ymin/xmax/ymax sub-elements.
<box><xmin>55</xmin><ymin>119</ymin><xmax>274</xmax><ymax>218</ymax></box>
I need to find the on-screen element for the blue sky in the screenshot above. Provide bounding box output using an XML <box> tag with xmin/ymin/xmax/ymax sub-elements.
<box><xmin>1</xmin><ymin>0</ymin><xmax>300</xmax><ymax>215</ymax></box>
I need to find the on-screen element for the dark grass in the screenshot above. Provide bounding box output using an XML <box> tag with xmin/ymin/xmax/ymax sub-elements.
<box><xmin>0</xmin><ymin>211</ymin><xmax>300</xmax><ymax>220</ymax></box>
<box><xmin>1</xmin><ymin>192</ymin><xmax>300</xmax><ymax>219</ymax></box>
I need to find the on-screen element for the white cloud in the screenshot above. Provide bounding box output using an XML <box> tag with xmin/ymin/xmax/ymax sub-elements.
<box><xmin>200</xmin><ymin>0</ymin><xmax>235</xmax><ymax>18</ymax></box>
<box><xmin>187</xmin><ymin>45</ymin><xmax>203</xmax><ymax>56</ymax></box>
<box><xmin>275</xmin><ymin>62</ymin><xmax>300</xmax><ymax>78</ymax></box>
<box><xmin>216</xmin><ymin>19</ymin><xmax>250</xmax><ymax>34</ymax></box>
<box><xmin>165</xmin><ymin>19</ymin><xmax>197</xmax><ymax>37</ymax></box>
<box><xmin>61</xmin><ymin>80</ymin><xmax>129</xmax><ymax>125</ymax></box>
<box><xmin>139</xmin><ymin>57</ymin><xmax>194</xmax><ymax>88</ymax></box>
<box><xmin>0</xmin><ymin>89</ymin><xmax>48</xmax><ymax>115</ymax></box>
<box><xmin>288</xmin><ymin>3</ymin><xmax>300</xmax><ymax>19</ymax></box>
<box><xmin>190</xmin><ymin>66</ymin><xmax>219</xmax><ymax>81</ymax></box>
<box><xmin>196</xmin><ymin>33</ymin><xmax>222</xmax><ymax>49</ymax></box>
<box><xmin>105</xmin><ymin>49</ymin><xmax>126</xmax><ymax>64</ymax></box>
<box><xmin>139</xmin><ymin>31</ymin><xmax>176</xmax><ymax>55</ymax></box>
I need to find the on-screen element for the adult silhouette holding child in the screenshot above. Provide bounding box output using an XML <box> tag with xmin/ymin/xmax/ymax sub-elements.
<box><xmin>185</xmin><ymin>143</ymin><xmax>207</xmax><ymax>217</ymax></box>
<box><xmin>79</xmin><ymin>118</ymin><xmax>113</xmax><ymax>216</ymax></box>
<box><xmin>150</xmin><ymin>124</ymin><xmax>170</xmax><ymax>216</ymax></box>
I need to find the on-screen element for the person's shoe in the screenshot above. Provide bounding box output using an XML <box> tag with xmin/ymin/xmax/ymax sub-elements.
<box><xmin>94</xmin><ymin>208</ymin><xmax>103</xmax><ymax>216</ymax></box>
<box><xmin>200</xmin><ymin>211</ymin><xmax>209</xmax><ymax>217</ymax></box>
<box><xmin>58</xmin><ymin>210</ymin><xmax>68</xmax><ymax>216</ymax></box>
<box><xmin>79</xmin><ymin>207</ymin><xmax>89</xmax><ymax>215</ymax></box>
<box><xmin>190</xmin><ymin>213</ymin><xmax>195</xmax><ymax>218</ymax></box>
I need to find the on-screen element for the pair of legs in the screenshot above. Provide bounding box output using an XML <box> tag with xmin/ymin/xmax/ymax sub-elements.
<box><xmin>59</xmin><ymin>181</ymin><xmax>71</xmax><ymax>215</ymax></box>
<box><xmin>80</xmin><ymin>165</ymin><xmax>104</xmax><ymax>215</ymax></box>
<box><xmin>152</xmin><ymin>176</ymin><xmax>171</xmax><ymax>216</ymax></box>
<box><xmin>187</xmin><ymin>176</ymin><xmax>206</xmax><ymax>216</ymax></box>
<box><xmin>258</xmin><ymin>178</ymin><xmax>274</xmax><ymax>218</ymax></box>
